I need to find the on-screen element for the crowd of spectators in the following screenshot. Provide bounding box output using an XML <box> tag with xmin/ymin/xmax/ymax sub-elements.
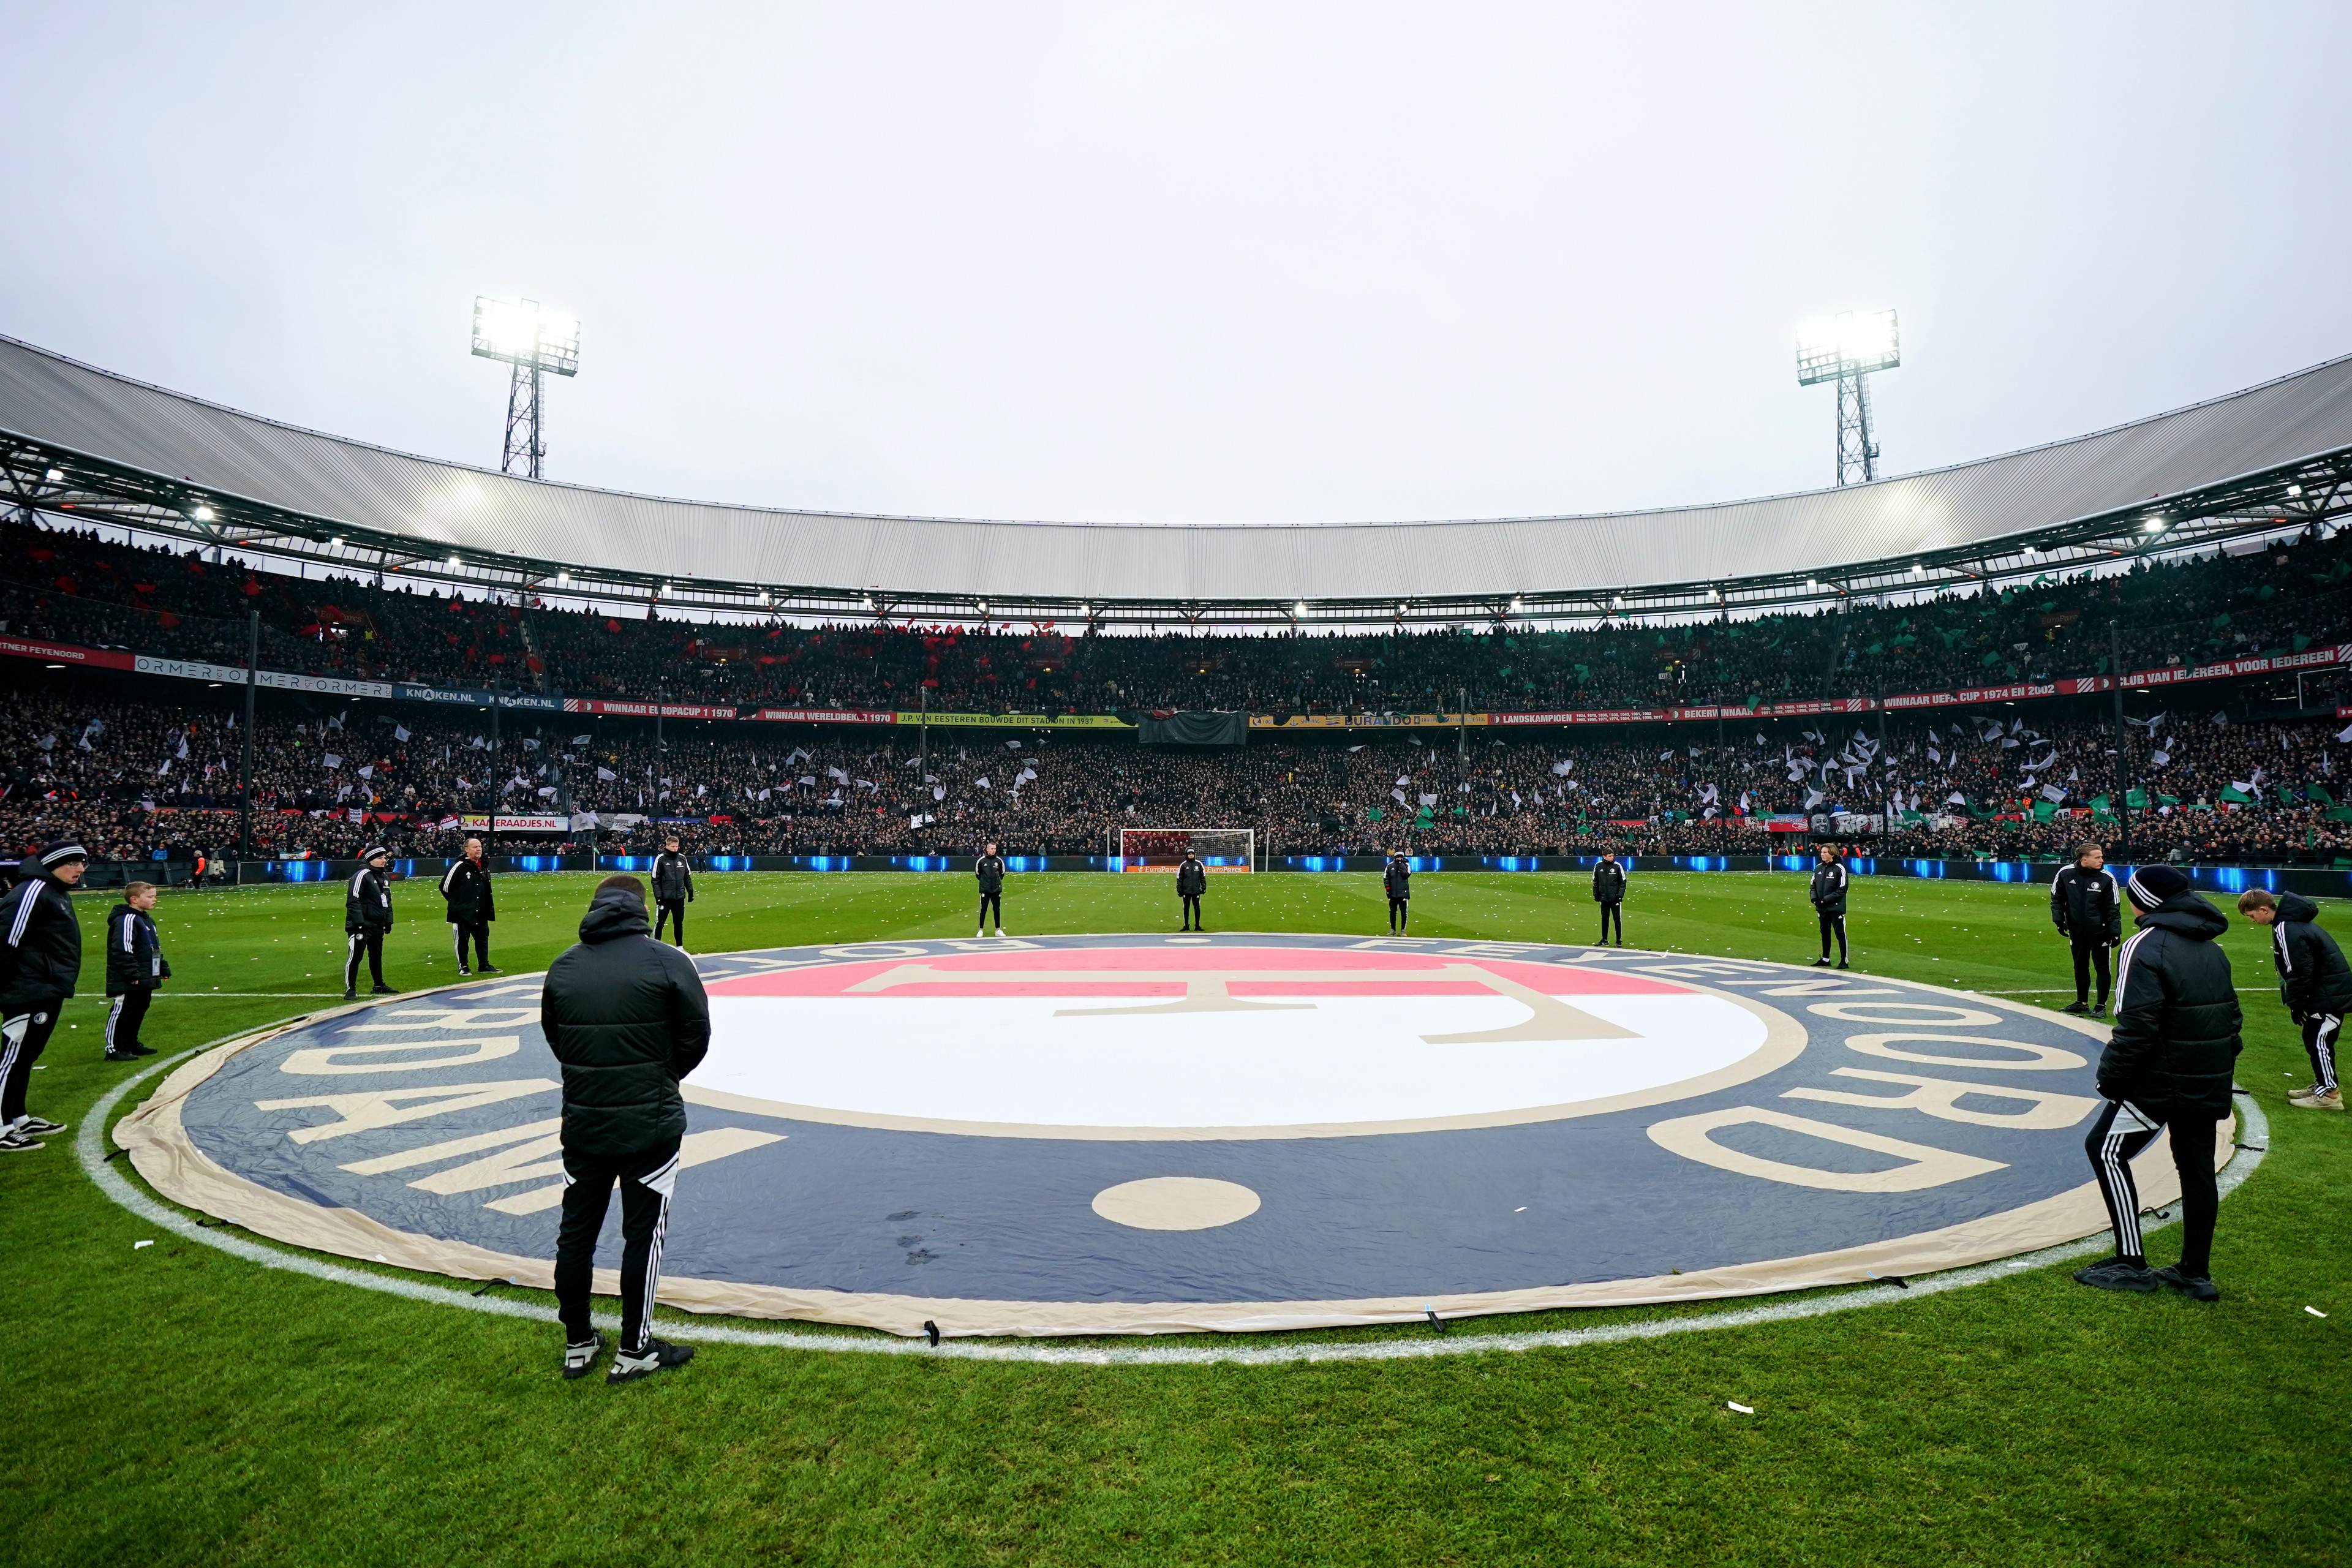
<box><xmin>7</xmin><ymin>667</ymin><xmax>2350</xmax><ymax>868</ymax></box>
<box><xmin>6</xmin><ymin>515</ymin><xmax>2352</xmax><ymax>717</ymax></box>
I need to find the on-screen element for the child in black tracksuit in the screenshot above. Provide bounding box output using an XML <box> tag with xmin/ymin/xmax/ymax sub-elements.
<box><xmin>1591</xmin><ymin>851</ymin><xmax>1627</xmax><ymax>944</ymax></box>
<box><xmin>1383</xmin><ymin>854</ymin><xmax>1411</xmax><ymax>934</ymax></box>
<box><xmin>104</xmin><ymin>880</ymin><xmax>169</xmax><ymax>1060</ymax></box>
<box><xmin>2237</xmin><ymin>888</ymin><xmax>2351</xmax><ymax>1112</ymax></box>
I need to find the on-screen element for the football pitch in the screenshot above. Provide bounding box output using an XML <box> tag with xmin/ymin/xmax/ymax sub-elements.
<box><xmin>6</xmin><ymin>869</ymin><xmax>2345</xmax><ymax>1566</ymax></box>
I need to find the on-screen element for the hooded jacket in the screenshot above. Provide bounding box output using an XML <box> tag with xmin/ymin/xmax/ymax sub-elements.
<box><xmin>2268</xmin><ymin>892</ymin><xmax>2352</xmax><ymax>1019</ymax></box>
<box><xmin>1175</xmin><ymin>858</ymin><xmax>1207</xmax><ymax>897</ymax></box>
<box><xmin>0</xmin><ymin>872</ymin><xmax>82</xmax><ymax>1006</ymax></box>
<box><xmin>540</xmin><ymin>889</ymin><xmax>712</xmax><ymax>1155</ymax></box>
<box><xmin>1592</xmin><ymin>858</ymin><xmax>1626</xmax><ymax>903</ymax></box>
<box><xmin>2103</xmin><ymin>892</ymin><xmax>2242</xmax><ymax>1115</ymax></box>
<box><xmin>104</xmin><ymin>903</ymin><xmax>168</xmax><ymax>995</ymax></box>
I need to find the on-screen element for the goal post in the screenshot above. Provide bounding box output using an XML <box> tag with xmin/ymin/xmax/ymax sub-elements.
<box><xmin>1117</xmin><ymin>827</ymin><xmax>1256</xmax><ymax>873</ymax></box>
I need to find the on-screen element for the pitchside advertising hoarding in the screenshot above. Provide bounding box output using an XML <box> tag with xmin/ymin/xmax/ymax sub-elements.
<box><xmin>4</xmin><ymin>632</ymin><xmax>2340</xmax><ymax>726</ymax></box>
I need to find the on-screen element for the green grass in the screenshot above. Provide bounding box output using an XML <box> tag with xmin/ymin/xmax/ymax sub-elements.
<box><xmin>4</xmin><ymin>870</ymin><xmax>2346</xmax><ymax>1566</ymax></box>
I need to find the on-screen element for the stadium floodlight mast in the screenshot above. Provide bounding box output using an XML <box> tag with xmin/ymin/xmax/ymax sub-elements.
<box><xmin>1796</xmin><ymin>309</ymin><xmax>1899</xmax><ymax>486</ymax></box>
<box><xmin>471</xmin><ymin>296</ymin><xmax>581</xmax><ymax>479</ymax></box>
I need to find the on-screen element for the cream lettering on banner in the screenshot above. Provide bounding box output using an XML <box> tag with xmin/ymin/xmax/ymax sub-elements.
<box><xmin>254</xmin><ymin>1079</ymin><xmax>559</xmax><ymax>1143</ymax></box>
<box><xmin>276</xmin><ymin>1036</ymin><xmax>522</xmax><ymax>1076</ymax></box>
<box><xmin>1646</xmin><ymin>1106</ymin><xmax>2008</xmax><ymax>1192</ymax></box>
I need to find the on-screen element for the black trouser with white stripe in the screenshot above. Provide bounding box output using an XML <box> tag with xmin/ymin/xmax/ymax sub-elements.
<box><xmin>344</xmin><ymin>930</ymin><xmax>385</xmax><ymax>993</ymax></box>
<box><xmin>1818</xmin><ymin>910</ymin><xmax>1847</xmax><ymax>962</ymax></box>
<box><xmin>2070</xmin><ymin>936</ymin><xmax>2113</xmax><ymax>1006</ymax></box>
<box><xmin>555</xmin><ymin>1137</ymin><xmax>680</xmax><ymax>1354</ymax></box>
<box><xmin>1181</xmin><ymin>894</ymin><xmax>1202</xmax><ymax>930</ymax></box>
<box><xmin>105</xmin><ymin>989</ymin><xmax>151</xmax><ymax>1054</ymax></box>
<box><xmin>2084</xmin><ymin>1098</ymin><xmax>2219</xmax><ymax>1276</ymax></box>
<box><xmin>2301</xmin><ymin>1012</ymin><xmax>2341</xmax><ymax>1093</ymax></box>
<box><xmin>0</xmin><ymin>998</ymin><xmax>61</xmax><ymax>1126</ymax></box>
<box><xmin>1598</xmin><ymin>900</ymin><xmax>1623</xmax><ymax>943</ymax></box>
<box><xmin>451</xmin><ymin>921</ymin><xmax>489</xmax><ymax>972</ymax></box>
<box><xmin>655</xmin><ymin>899</ymin><xmax>687</xmax><ymax>946</ymax></box>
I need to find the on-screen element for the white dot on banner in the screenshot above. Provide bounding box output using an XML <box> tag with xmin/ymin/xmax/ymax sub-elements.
<box><xmin>1091</xmin><ymin>1177</ymin><xmax>1262</xmax><ymax>1232</ymax></box>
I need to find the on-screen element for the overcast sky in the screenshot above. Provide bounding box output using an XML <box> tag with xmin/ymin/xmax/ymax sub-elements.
<box><xmin>7</xmin><ymin>2</ymin><xmax>2347</xmax><ymax>528</ymax></box>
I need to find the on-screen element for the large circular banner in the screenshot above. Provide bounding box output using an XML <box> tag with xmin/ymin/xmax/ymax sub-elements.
<box><xmin>116</xmin><ymin>933</ymin><xmax>2226</xmax><ymax>1337</ymax></box>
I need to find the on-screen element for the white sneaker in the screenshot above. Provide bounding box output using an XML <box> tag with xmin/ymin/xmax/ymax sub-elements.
<box><xmin>995</xmin><ymin>927</ymin><xmax>1008</xmax><ymax>937</ymax></box>
<box><xmin>976</xmin><ymin>928</ymin><xmax>986</xmax><ymax>938</ymax></box>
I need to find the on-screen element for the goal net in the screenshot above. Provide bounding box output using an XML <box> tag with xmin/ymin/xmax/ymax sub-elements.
<box><xmin>1117</xmin><ymin>827</ymin><xmax>1256</xmax><ymax>873</ymax></box>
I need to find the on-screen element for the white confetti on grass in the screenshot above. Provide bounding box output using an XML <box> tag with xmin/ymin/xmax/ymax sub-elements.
<box><xmin>2308</xmin><ymin>1307</ymin><xmax>2329</xmax><ymax>1318</ymax></box>
<box><xmin>133</xmin><ymin>1240</ymin><xmax>153</xmax><ymax>1250</ymax></box>
<box><xmin>1727</xmin><ymin>1401</ymin><xmax>1754</xmax><ymax>1414</ymax></box>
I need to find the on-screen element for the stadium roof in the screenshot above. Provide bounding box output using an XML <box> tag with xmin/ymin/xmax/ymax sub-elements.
<box><xmin>2</xmin><ymin>330</ymin><xmax>2350</xmax><ymax>625</ymax></box>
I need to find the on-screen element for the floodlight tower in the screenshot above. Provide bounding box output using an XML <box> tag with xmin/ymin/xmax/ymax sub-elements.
<box><xmin>1796</xmin><ymin>309</ymin><xmax>1899</xmax><ymax>486</ymax></box>
<box><xmin>471</xmin><ymin>296</ymin><xmax>581</xmax><ymax>478</ymax></box>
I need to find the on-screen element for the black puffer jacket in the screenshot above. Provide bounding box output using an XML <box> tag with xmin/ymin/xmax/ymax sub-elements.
<box><xmin>2269</xmin><ymin>892</ymin><xmax>2352</xmax><ymax>1019</ymax></box>
<box><xmin>1175</xmin><ymin>858</ymin><xmax>1207</xmax><ymax>897</ymax></box>
<box><xmin>438</xmin><ymin>857</ymin><xmax>495</xmax><ymax>924</ymax></box>
<box><xmin>1592</xmin><ymin>859</ymin><xmax>1626</xmax><ymax>902</ymax></box>
<box><xmin>2103</xmin><ymin>892</ymin><xmax>2242</xmax><ymax>1115</ymax></box>
<box><xmin>1384</xmin><ymin>859</ymin><xmax>1411</xmax><ymax>899</ymax></box>
<box><xmin>0</xmin><ymin>874</ymin><xmax>82</xmax><ymax>1006</ymax></box>
<box><xmin>104</xmin><ymin>904</ymin><xmax>168</xmax><ymax>995</ymax></box>
<box><xmin>540</xmin><ymin>889</ymin><xmax>712</xmax><ymax>1155</ymax></box>
<box><xmin>1809</xmin><ymin>859</ymin><xmax>1848</xmax><ymax>914</ymax></box>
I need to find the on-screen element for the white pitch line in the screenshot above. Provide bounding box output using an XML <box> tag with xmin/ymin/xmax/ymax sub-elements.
<box><xmin>76</xmin><ymin>1015</ymin><xmax>2273</xmax><ymax>1368</ymax></box>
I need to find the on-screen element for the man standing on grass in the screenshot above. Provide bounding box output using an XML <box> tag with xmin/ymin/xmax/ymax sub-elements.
<box><xmin>2236</xmin><ymin>888</ymin><xmax>2347</xmax><ymax>1113</ymax></box>
<box><xmin>103</xmin><ymin>879</ymin><xmax>167</xmax><ymax>1061</ymax></box>
<box><xmin>342</xmin><ymin>846</ymin><xmax>398</xmax><ymax>1000</ymax></box>
<box><xmin>2074</xmin><ymin>865</ymin><xmax>2239</xmax><ymax>1301</ymax></box>
<box><xmin>1176</xmin><ymin>848</ymin><xmax>1207</xmax><ymax>932</ymax></box>
<box><xmin>652</xmin><ymin>835</ymin><xmax>694</xmax><ymax>948</ymax></box>
<box><xmin>1592</xmin><ymin>848</ymin><xmax>1626</xmax><ymax>946</ymax></box>
<box><xmin>2050</xmin><ymin>840</ymin><xmax>2122</xmax><ymax>1017</ymax></box>
<box><xmin>0</xmin><ymin>841</ymin><xmax>86</xmax><ymax>1152</ymax></box>
<box><xmin>1808</xmin><ymin>842</ymin><xmax>1849</xmax><ymax>969</ymax></box>
<box><xmin>1383</xmin><ymin>850</ymin><xmax>1411</xmax><ymax>935</ymax></box>
<box><xmin>439</xmin><ymin>837</ymin><xmax>498</xmax><ymax>975</ymax></box>
<box><xmin>543</xmin><ymin>873</ymin><xmax>710</xmax><ymax>1384</ymax></box>
<box><xmin>976</xmin><ymin>842</ymin><xmax>1008</xmax><ymax>937</ymax></box>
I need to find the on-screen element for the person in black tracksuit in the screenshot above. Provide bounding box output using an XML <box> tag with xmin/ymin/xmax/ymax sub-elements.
<box><xmin>2049</xmin><ymin>841</ymin><xmax>2123</xmax><ymax>1017</ymax></box>
<box><xmin>543</xmin><ymin>876</ymin><xmax>711</xmax><ymax>1384</ymax></box>
<box><xmin>652</xmin><ymin>837</ymin><xmax>695</xmax><ymax>948</ymax></box>
<box><xmin>1592</xmin><ymin>850</ymin><xmax>1627</xmax><ymax>945</ymax></box>
<box><xmin>1383</xmin><ymin>852</ymin><xmax>1412</xmax><ymax>934</ymax></box>
<box><xmin>1809</xmin><ymin>843</ymin><xmax>1849</xmax><ymax>968</ymax></box>
<box><xmin>975</xmin><ymin>843</ymin><xmax>1007</xmax><ymax>937</ymax></box>
<box><xmin>104</xmin><ymin>880</ymin><xmax>168</xmax><ymax>1061</ymax></box>
<box><xmin>1176</xmin><ymin>852</ymin><xmax>1207</xmax><ymax>932</ymax></box>
<box><xmin>343</xmin><ymin>846</ymin><xmax>396</xmax><ymax>1000</ymax></box>
<box><xmin>2237</xmin><ymin>888</ymin><xmax>2350</xmax><ymax>1112</ymax></box>
<box><xmin>439</xmin><ymin>837</ymin><xmax>499</xmax><ymax>975</ymax></box>
<box><xmin>2074</xmin><ymin>865</ymin><xmax>2241</xmax><ymax>1300</ymax></box>
<box><xmin>0</xmin><ymin>840</ymin><xmax>86</xmax><ymax>1151</ymax></box>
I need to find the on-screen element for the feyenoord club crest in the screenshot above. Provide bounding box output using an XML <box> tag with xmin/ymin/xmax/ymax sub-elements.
<box><xmin>120</xmin><ymin>933</ymin><xmax>2222</xmax><ymax>1336</ymax></box>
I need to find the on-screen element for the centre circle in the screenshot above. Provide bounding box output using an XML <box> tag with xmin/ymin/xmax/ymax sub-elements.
<box><xmin>1092</xmin><ymin>1177</ymin><xmax>1263</xmax><ymax>1231</ymax></box>
<box><xmin>690</xmin><ymin>944</ymin><xmax>1791</xmax><ymax>1136</ymax></box>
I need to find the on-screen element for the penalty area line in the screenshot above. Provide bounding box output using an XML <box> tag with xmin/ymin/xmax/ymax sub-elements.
<box><xmin>77</xmin><ymin>1039</ymin><xmax>2271</xmax><ymax>1369</ymax></box>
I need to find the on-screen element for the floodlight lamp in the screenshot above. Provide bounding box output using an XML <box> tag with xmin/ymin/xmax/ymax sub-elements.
<box><xmin>447</xmin><ymin>554</ymin><xmax>461</xmax><ymax>567</ymax></box>
<box><xmin>2288</xmin><ymin>484</ymin><xmax>2304</xmax><ymax>497</ymax></box>
<box><xmin>1396</xmin><ymin>601</ymin><xmax>1409</xmax><ymax>615</ymax></box>
<box><xmin>1611</xmin><ymin>595</ymin><xmax>1624</xmax><ymax>608</ymax></box>
<box><xmin>191</xmin><ymin>504</ymin><xmax>214</xmax><ymax>521</ymax></box>
<box><xmin>1294</xmin><ymin>601</ymin><xmax>1308</xmax><ymax>616</ymax></box>
<box><xmin>329</xmin><ymin>535</ymin><xmax>343</xmax><ymax>547</ymax></box>
<box><xmin>2143</xmin><ymin>516</ymin><xmax>2166</xmax><ymax>532</ymax></box>
<box><xmin>471</xmin><ymin>296</ymin><xmax>581</xmax><ymax>377</ymax></box>
<box><xmin>1912</xmin><ymin>564</ymin><xmax>1926</xmax><ymax>577</ymax></box>
<box><xmin>43</xmin><ymin>468</ymin><xmax>62</xmax><ymax>481</ymax></box>
<box><xmin>1509</xmin><ymin>597</ymin><xmax>1523</xmax><ymax>612</ymax></box>
<box><xmin>1805</xmin><ymin>578</ymin><xmax>1818</xmax><ymax>590</ymax></box>
<box><xmin>1795</xmin><ymin>309</ymin><xmax>1900</xmax><ymax>385</ymax></box>
<box><xmin>557</xmin><ymin>571</ymin><xmax>570</xmax><ymax>585</ymax></box>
